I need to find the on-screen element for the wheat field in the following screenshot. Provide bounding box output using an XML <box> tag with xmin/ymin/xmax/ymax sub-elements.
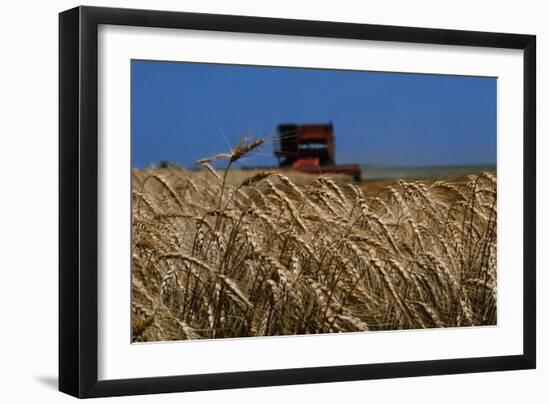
<box><xmin>131</xmin><ymin>143</ymin><xmax>497</xmax><ymax>342</ymax></box>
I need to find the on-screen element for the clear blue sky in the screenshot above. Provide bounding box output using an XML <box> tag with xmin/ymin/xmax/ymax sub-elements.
<box><xmin>131</xmin><ymin>60</ymin><xmax>496</xmax><ymax>168</ymax></box>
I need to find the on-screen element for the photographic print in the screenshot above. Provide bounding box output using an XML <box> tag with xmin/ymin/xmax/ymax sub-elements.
<box><xmin>131</xmin><ymin>60</ymin><xmax>497</xmax><ymax>343</ymax></box>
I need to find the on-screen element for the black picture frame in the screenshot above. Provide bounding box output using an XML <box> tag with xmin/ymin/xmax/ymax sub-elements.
<box><xmin>59</xmin><ymin>5</ymin><xmax>536</xmax><ymax>398</ymax></box>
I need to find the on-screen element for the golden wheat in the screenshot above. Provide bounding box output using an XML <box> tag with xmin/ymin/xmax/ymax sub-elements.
<box><xmin>131</xmin><ymin>145</ymin><xmax>497</xmax><ymax>342</ymax></box>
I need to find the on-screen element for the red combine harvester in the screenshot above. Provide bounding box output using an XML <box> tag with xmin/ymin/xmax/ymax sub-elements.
<box><xmin>274</xmin><ymin>123</ymin><xmax>362</xmax><ymax>181</ymax></box>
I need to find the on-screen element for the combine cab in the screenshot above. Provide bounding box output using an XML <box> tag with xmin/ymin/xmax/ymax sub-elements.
<box><xmin>274</xmin><ymin>123</ymin><xmax>361</xmax><ymax>181</ymax></box>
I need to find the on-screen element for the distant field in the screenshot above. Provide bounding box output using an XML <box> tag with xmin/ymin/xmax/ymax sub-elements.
<box><xmin>360</xmin><ymin>165</ymin><xmax>496</xmax><ymax>181</ymax></box>
<box><xmin>132</xmin><ymin>161</ymin><xmax>497</xmax><ymax>342</ymax></box>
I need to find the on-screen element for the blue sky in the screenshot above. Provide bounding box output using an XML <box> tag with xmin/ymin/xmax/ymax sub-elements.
<box><xmin>131</xmin><ymin>60</ymin><xmax>496</xmax><ymax>168</ymax></box>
